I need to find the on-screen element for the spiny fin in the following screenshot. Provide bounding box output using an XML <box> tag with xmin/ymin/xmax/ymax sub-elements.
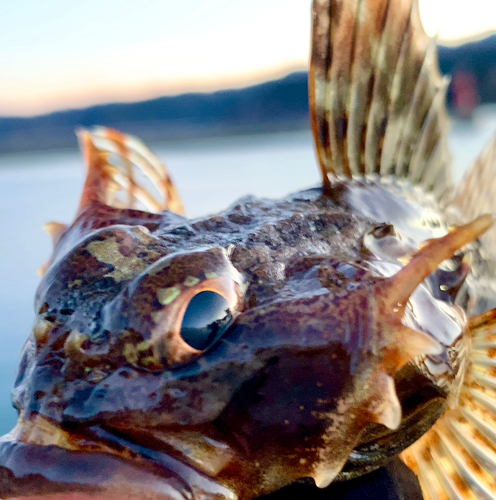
<box><xmin>450</xmin><ymin>132</ymin><xmax>496</xmax><ymax>259</ymax></box>
<box><xmin>365</xmin><ymin>372</ymin><xmax>402</xmax><ymax>430</ymax></box>
<box><xmin>401</xmin><ymin>308</ymin><xmax>496</xmax><ymax>500</ymax></box>
<box><xmin>77</xmin><ymin>127</ymin><xmax>185</xmax><ymax>215</ymax></box>
<box><xmin>310</xmin><ymin>0</ymin><xmax>452</xmax><ymax>200</ymax></box>
<box><xmin>43</xmin><ymin>222</ymin><xmax>68</xmax><ymax>247</ymax></box>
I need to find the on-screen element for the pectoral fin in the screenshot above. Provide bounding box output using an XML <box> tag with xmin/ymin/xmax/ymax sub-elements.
<box><xmin>401</xmin><ymin>308</ymin><xmax>496</xmax><ymax>500</ymax></box>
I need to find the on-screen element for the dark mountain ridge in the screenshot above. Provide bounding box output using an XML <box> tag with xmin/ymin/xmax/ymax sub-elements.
<box><xmin>0</xmin><ymin>73</ymin><xmax>310</xmax><ymax>154</ymax></box>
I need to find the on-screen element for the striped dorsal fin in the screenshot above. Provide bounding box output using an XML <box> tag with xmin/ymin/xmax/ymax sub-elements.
<box><xmin>310</xmin><ymin>0</ymin><xmax>452</xmax><ymax>201</ymax></box>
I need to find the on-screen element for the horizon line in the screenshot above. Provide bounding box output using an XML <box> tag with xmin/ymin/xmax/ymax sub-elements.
<box><xmin>0</xmin><ymin>64</ymin><xmax>308</xmax><ymax>120</ymax></box>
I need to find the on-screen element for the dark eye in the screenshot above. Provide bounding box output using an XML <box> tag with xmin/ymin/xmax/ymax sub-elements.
<box><xmin>180</xmin><ymin>291</ymin><xmax>233</xmax><ymax>350</ymax></box>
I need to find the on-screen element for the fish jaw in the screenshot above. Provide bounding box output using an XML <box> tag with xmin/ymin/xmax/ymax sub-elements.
<box><xmin>0</xmin><ymin>414</ymin><xmax>239</xmax><ymax>500</ymax></box>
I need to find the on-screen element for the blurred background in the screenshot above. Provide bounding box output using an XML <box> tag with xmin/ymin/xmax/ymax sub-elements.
<box><xmin>0</xmin><ymin>0</ymin><xmax>495</xmax><ymax>434</ymax></box>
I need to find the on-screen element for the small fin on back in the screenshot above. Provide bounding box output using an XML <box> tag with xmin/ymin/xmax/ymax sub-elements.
<box><xmin>401</xmin><ymin>308</ymin><xmax>496</xmax><ymax>500</ymax></box>
<box><xmin>77</xmin><ymin>127</ymin><xmax>185</xmax><ymax>216</ymax></box>
<box><xmin>310</xmin><ymin>0</ymin><xmax>452</xmax><ymax>200</ymax></box>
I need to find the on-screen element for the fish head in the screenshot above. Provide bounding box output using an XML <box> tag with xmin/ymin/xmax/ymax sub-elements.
<box><xmin>3</xmin><ymin>0</ymin><xmax>496</xmax><ymax>495</ymax></box>
<box><xmin>10</xmin><ymin>186</ymin><xmax>492</xmax><ymax>496</ymax></box>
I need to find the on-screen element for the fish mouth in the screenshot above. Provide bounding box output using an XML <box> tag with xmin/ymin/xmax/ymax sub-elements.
<box><xmin>336</xmin><ymin>364</ymin><xmax>448</xmax><ymax>481</ymax></box>
<box><xmin>0</xmin><ymin>415</ymin><xmax>238</xmax><ymax>500</ymax></box>
<box><xmin>0</xmin><ymin>367</ymin><xmax>446</xmax><ymax>500</ymax></box>
<box><xmin>0</xmin><ymin>438</ymin><xmax>178</xmax><ymax>500</ymax></box>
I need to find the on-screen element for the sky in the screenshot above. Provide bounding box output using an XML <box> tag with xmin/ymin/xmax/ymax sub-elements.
<box><xmin>0</xmin><ymin>0</ymin><xmax>495</xmax><ymax>117</ymax></box>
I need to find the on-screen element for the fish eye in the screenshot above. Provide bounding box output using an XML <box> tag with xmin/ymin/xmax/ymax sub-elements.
<box><xmin>180</xmin><ymin>291</ymin><xmax>233</xmax><ymax>351</ymax></box>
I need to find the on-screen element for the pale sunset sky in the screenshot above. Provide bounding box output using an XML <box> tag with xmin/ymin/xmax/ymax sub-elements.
<box><xmin>0</xmin><ymin>0</ymin><xmax>495</xmax><ymax>117</ymax></box>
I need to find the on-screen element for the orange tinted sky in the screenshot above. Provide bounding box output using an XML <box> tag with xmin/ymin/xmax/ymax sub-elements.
<box><xmin>0</xmin><ymin>0</ymin><xmax>495</xmax><ymax>117</ymax></box>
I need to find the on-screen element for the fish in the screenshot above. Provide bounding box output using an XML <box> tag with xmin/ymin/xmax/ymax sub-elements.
<box><xmin>1</xmin><ymin>0</ymin><xmax>496</xmax><ymax>499</ymax></box>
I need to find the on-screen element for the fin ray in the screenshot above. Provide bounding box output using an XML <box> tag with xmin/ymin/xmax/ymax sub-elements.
<box><xmin>366</xmin><ymin>0</ymin><xmax>413</xmax><ymax>176</ymax></box>
<box><xmin>328</xmin><ymin>0</ymin><xmax>362</xmax><ymax>178</ymax></box>
<box><xmin>347</xmin><ymin>0</ymin><xmax>389</xmax><ymax>176</ymax></box>
<box><xmin>409</xmin><ymin>77</ymin><xmax>450</xmax><ymax>185</ymax></box>
<box><xmin>310</xmin><ymin>0</ymin><xmax>453</xmax><ymax>199</ymax></box>
<box><xmin>402</xmin><ymin>309</ymin><xmax>496</xmax><ymax>500</ymax></box>
<box><xmin>77</xmin><ymin>127</ymin><xmax>185</xmax><ymax>216</ymax></box>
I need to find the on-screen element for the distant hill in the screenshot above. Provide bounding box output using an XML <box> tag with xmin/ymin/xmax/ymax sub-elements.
<box><xmin>0</xmin><ymin>73</ymin><xmax>309</xmax><ymax>154</ymax></box>
<box><xmin>0</xmin><ymin>35</ymin><xmax>495</xmax><ymax>155</ymax></box>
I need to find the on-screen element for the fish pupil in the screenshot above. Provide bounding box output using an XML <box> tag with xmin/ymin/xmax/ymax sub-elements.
<box><xmin>180</xmin><ymin>291</ymin><xmax>232</xmax><ymax>350</ymax></box>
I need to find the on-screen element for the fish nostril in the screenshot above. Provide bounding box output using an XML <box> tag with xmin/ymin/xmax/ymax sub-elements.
<box><xmin>370</xmin><ymin>224</ymin><xmax>396</xmax><ymax>239</ymax></box>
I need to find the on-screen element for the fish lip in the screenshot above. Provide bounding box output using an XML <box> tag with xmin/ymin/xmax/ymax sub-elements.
<box><xmin>0</xmin><ymin>435</ymin><xmax>178</xmax><ymax>500</ymax></box>
<box><xmin>0</xmin><ymin>417</ymin><xmax>237</xmax><ymax>500</ymax></box>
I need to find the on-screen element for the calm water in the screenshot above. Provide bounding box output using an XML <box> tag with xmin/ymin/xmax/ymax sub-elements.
<box><xmin>1</xmin><ymin>108</ymin><xmax>495</xmax><ymax>434</ymax></box>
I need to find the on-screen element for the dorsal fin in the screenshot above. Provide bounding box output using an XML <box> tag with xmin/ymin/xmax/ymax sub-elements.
<box><xmin>310</xmin><ymin>0</ymin><xmax>452</xmax><ymax>200</ymax></box>
<box><xmin>77</xmin><ymin>127</ymin><xmax>185</xmax><ymax>216</ymax></box>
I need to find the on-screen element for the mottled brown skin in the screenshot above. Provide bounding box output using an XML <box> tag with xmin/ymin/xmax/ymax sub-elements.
<box><xmin>0</xmin><ymin>178</ymin><xmax>479</xmax><ymax>499</ymax></box>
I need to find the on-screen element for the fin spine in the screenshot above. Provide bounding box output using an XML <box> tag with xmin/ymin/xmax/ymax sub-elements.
<box><xmin>364</xmin><ymin>0</ymin><xmax>406</xmax><ymax>176</ymax></box>
<box><xmin>329</xmin><ymin>0</ymin><xmax>362</xmax><ymax>178</ymax></box>
<box><xmin>77</xmin><ymin>127</ymin><xmax>185</xmax><ymax>215</ymax></box>
<box><xmin>409</xmin><ymin>77</ymin><xmax>450</xmax><ymax>186</ymax></box>
<box><xmin>309</xmin><ymin>0</ymin><xmax>453</xmax><ymax>198</ymax></box>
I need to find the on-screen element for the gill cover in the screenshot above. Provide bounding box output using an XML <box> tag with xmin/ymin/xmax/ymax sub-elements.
<box><xmin>309</xmin><ymin>1</ymin><xmax>496</xmax><ymax>497</ymax></box>
<box><xmin>311</xmin><ymin>216</ymin><xmax>494</xmax><ymax>489</ymax></box>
